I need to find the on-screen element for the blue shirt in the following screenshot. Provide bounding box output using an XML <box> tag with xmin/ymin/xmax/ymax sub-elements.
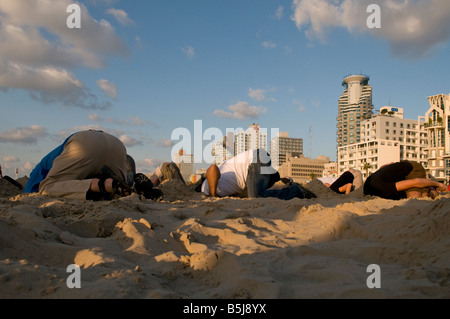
<box><xmin>24</xmin><ymin>135</ymin><xmax>73</xmax><ymax>193</ymax></box>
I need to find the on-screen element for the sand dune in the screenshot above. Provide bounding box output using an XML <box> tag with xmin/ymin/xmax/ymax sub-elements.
<box><xmin>0</xmin><ymin>178</ymin><xmax>449</xmax><ymax>298</ymax></box>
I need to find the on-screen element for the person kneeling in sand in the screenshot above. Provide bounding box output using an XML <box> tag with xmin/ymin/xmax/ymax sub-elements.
<box><xmin>363</xmin><ymin>160</ymin><xmax>446</xmax><ymax>200</ymax></box>
<box><xmin>201</xmin><ymin>149</ymin><xmax>306</xmax><ymax>200</ymax></box>
<box><xmin>323</xmin><ymin>168</ymin><xmax>363</xmax><ymax>195</ymax></box>
<box><xmin>24</xmin><ymin>130</ymin><xmax>134</xmax><ymax>200</ymax></box>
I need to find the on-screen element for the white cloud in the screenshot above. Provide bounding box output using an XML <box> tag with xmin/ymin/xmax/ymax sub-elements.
<box><xmin>182</xmin><ymin>45</ymin><xmax>195</xmax><ymax>58</ymax></box>
<box><xmin>0</xmin><ymin>0</ymin><xmax>129</xmax><ymax>108</ymax></box>
<box><xmin>22</xmin><ymin>161</ymin><xmax>34</xmax><ymax>172</ymax></box>
<box><xmin>156</xmin><ymin>138</ymin><xmax>174</xmax><ymax>148</ymax></box>
<box><xmin>262</xmin><ymin>41</ymin><xmax>276</xmax><ymax>49</ymax></box>
<box><xmin>291</xmin><ymin>0</ymin><xmax>450</xmax><ymax>59</ymax></box>
<box><xmin>88</xmin><ymin>113</ymin><xmax>100</xmax><ymax>122</ymax></box>
<box><xmin>273</xmin><ymin>6</ymin><xmax>284</xmax><ymax>20</ymax></box>
<box><xmin>119</xmin><ymin>134</ymin><xmax>142</xmax><ymax>147</ymax></box>
<box><xmin>0</xmin><ymin>125</ymin><xmax>47</xmax><ymax>144</ymax></box>
<box><xmin>2</xmin><ymin>156</ymin><xmax>19</xmax><ymax>163</ymax></box>
<box><xmin>248</xmin><ymin>88</ymin><xmax>266</xmax><ymax>102</ymax></box>
<box><xmin>106</xmin><ymin>8</ymin><xmax>135</xmax><ymax>26</ymax></box>
<box><xmin>214</xmin><ymin>101</ymin><xmax>267</xmax><ymax>120</ymax></box>
<box><xmin>96</xmin><ymin>79</ymin><xmax>117</xmax><ymax>98</ymax></box>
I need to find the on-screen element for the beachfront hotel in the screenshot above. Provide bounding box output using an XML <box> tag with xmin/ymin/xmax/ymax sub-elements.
<box><xmin>337</xmin><ymin>106</ymin><xmax>428</xmax><ymax>179</ymax></box>
<box><xmin>424</xmin><ymin>93</ymin><xmax>450</xmax><ymax>182</ymax></box>
<box><xmin>337</xmin><ymin>74</ymin><xmax>374</xmax><ymax>148</ymax></box>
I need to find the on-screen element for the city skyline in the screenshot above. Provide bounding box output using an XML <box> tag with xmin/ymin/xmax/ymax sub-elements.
<box><xmin>1</xmin><ymin>0</ymin><xmax>450</xmax><ymax>177</ymax></box>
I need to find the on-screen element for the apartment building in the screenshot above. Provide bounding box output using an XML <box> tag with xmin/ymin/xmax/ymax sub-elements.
<box><xmin>338</xmin><ymin>106</ymin><xmax>427</xmax><ymax>178</ymax></box>
<box><xmin>235</xmin><ymin>123</ymin><xmax>268</xmax><ymax>155</ymax></box>
<box><xmin>424</xmin><ymin>93</ymin><xmax>450</xmax><ymax>182</ymax></box>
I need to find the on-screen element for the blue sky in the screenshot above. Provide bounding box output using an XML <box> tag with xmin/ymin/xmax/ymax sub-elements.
<box><xmin>1</xmin><ymin>0</ymin><xmax>450</xmax><ymax>177</ymax></box>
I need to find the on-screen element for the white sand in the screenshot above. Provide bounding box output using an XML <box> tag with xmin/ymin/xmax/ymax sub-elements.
<box><xmin>0</xmin><ymin>178</ymin><xmax>449</xmax><ymax>298</ymax></box>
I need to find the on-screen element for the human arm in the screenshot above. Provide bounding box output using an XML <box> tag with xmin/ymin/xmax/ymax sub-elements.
<box><xmin>395</xmin><ymin>178</ymin><xmax>447</xmax><ymax>193</ymax></box>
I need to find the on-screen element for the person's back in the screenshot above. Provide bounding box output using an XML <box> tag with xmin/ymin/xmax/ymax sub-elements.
<box><xmin>201</xmin><ymin>150</ymin><xmax>255</xmax><ymax>197</ymax></box>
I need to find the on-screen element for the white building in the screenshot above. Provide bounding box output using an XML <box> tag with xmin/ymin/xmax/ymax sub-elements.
<box><xmin>211</xmin><ymin>141</ymin><xmax>233</xmax><ymax>165</ymax></box>
<box><xmin>338</xmin><ymin>139</ymin><xmax>400</xmax><ymax>179</ymax></box>
<box><xmin>338</xmin><ymin>106</ymin><xmax>427</xmax><ymax>178</ymax></box>
<box><xmin>235</xmin><ymin>123</ymin><xmax>267</xmax><ymax>155</ymax></box>
<box><xmin>424</xmin><ymin>93</ymin><xmax>450</xmax><ymax>182</ymax></box>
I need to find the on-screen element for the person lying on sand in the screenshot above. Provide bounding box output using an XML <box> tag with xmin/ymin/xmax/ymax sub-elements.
<box><xmin>363</xmin><ymin>160</ymin><xmax>447</xmax><ymax>200</ymax></box>
<box><xmin>147</xmin><ymin>162</ymin><xmax>186</xmax><ymax>187</ymax></box>
<box><xmin>201</xmin><ymin>149</ymin><xmax>307</xmax><ymax>200</ymax></box>
<box><xmin>323</xmin><ymin>169</ymin><xmax>363</xmax><ymax>195</ymax></box>
<box><xmin>24</xmin><ymin>130</ymin><xmax>135</xmax><ymax>200</ymax></box>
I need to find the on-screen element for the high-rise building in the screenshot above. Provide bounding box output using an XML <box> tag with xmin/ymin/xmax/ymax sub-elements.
<box><xmin>270</xmin><ymin>132</ymin><xmax>303</xmax><ymax>169</ymax></box>
<box><xmin>424</xmin><ymin>93</ymin><xmax>450</xmax><ymax>182</ymax></box>
<box><xmin>337</xmin><ymin>75</ymin><xmax>373</xmax><ymax>148</ymax></box>
<box><xmin>235</xmin><ymin>123</ymin><xmax>267</xmax><ymax>155</ymax></box>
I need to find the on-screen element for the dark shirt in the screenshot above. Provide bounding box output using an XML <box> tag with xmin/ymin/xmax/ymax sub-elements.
<box><xmin>363</xmin><ymin>161</ymin><xmax>413</xmax><ymax>200</ymax></box>
<box><xmin>330</xmin><ymin>171</ymin><xmax>354</xmax><ymax>194</ymax></box>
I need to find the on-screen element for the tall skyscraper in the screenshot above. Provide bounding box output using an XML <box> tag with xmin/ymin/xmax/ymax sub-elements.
<box><xmin>337</xmin><ymin>75</ymin><xmax>373</xmax><ymax>148</ymax></box>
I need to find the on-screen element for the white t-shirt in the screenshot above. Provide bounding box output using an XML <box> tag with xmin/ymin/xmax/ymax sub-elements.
<box><xmin>201</xmin><ymin>150</ymin><xmax>255</xmax><ymax>197</ymax></box>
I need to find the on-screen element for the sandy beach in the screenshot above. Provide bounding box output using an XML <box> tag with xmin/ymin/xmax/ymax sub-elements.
<box><xmin>0</xmin><ymin>177</ymin><xmax>449</xmax><ymax>299</ymax></box>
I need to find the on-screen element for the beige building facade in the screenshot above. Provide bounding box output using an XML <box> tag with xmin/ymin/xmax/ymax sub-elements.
<box><xmin>278</xmin><ymin>155</ymin><xmax>330</xmax><ymax>183</ymax></box>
